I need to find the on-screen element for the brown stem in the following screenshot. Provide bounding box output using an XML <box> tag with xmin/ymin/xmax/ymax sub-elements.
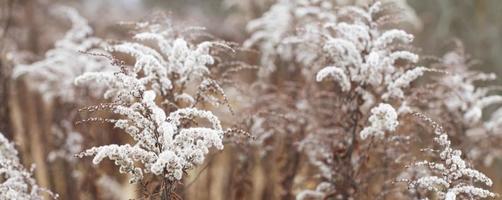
<box><xmin>160</xmin><ymin>179</ymin><xmax>175</xmax><ymax>200</ymax></box>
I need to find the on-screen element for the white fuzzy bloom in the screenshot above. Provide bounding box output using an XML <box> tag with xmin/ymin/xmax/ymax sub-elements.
<box><xmin>307</xmin><ymin>2</ymin><xmax>427</xmax><ymax>106</ymax></box>
<box><xmin>323</xmin><ymin>38</ymin><xmax>363</xmax><ymax>69</ymax></box>
<box><xmin>360</xmin><ymin>103</ymin><xmax>399</xmax><ymax>139</ymax></box>
<box><xmin>316</xmin><ymin>66</ymin><xmax>351</xmax><ymax>91</ymax></box>
<box><xmin>244</xmin><ymin>0</ymin><xmax>337</xmax><ymax>77</ymax></box>
<box><xmin>414</xmin><ymin>176</ymin><xmax>450</xmax><ymax>190</ymax></box>
<box><xmin>445</xmin><ymin>191</ymin><xmax>456</xmax><ymax>200</ymax></box>
<box><xmin>76</xmin><ymin>24</ymin><xmax>216</xmax><ymax>103</ymax></box>
<box><xmin>333</xmin><ymin>22</ymin><xmax>371</xmax><ymax>51</ymax></box>
<box><xmin>407</xmin><ymin>113</ymin><xmax>496</xmax><ymax>199</ymax></box>
<box><xmin>383</xmin><ymin>67</ymin><xmax>433</xmax><ymax>99</ymax></box>
<box><xmin>244</xmin><ymin>0</ymin><xmax>293</xmax><ymax>76</ymax></box>
<box><xmin>77</xmin><ymin>21</ymin><xmax>227</xmax><ymax>183</ymax></box>
<box><xmin>390</xmin><ymin>51</ymin><xmax>419</xmax><ymax>63</ymax></box>
<box><xmin>438</xmin><ymin>49</ymin><xmax>502</xmax><ymax>157</ymax></box>
<box><xmin>149</xmin><ymin>107</ymin><xmax>224</xmax><ymax>180</ymax></box>
<box><xmin>448</xmin><ymin>186</ymin><xmax>497</xmax><ymax>199</ymax></box>
<box><xmin>79</xmin><ymin>91</ymin><xmax>225</xmax><ymax>182</ymax></box>
<box><xmin>464</xmin><ymin>95</ymin><xmax>502</xmax><ymax>124</ymax></box>
<box><xmin>374</xmin><ymin>29</ymin><xmax>414</xmax><ymax>49</ymax></box>
<box><xmin>485</xmin><ymin>108</ymin><xmax>502</xmax><ymax>133</ymax></box>
<box><xmin>82</xmin><ymin>144</ymin><xmax>155</xmax><ymax>181</ymax></box>
<box><xmin>0</xmin><ymin>132</ymin><xmax>55</xmax><ymax>199</ymax></box>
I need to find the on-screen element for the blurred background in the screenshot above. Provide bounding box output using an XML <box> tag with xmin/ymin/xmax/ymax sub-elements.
<box><xmin>3</xmin><ymin>0</ymin><xmax>502</xmax><ymax>75</ymax></box>
<box><xmin>1</xmin><ymin>0</ymin><xmax>501</xmax><ymax>199</ymax></box>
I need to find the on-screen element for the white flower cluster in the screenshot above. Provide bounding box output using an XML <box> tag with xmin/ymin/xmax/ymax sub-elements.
<box><xmin>244</xmin><ymin>0</ymin><xmax>337</xmax><ymax>77</ymax></box>
<box><xmin>314</xmin><ymin>2</ymin><xmax>431</xmax><ymax>100</ymax></box>
<box><xmin>406</xmin><ymin>113</ymin><xmax>496</xmax><ymax>200</ymax></box>
<box><xmin>290</xmin><ymin>2</ymin><xmax>426</xmax><ymax>198</ymax></box>
<box><xmin>440</xmin><ymin>49</ymin><xmax>502</xmax><ymax>129</ymax></box>
<box><xmin>485</xmin><ymin>108</ymin><xmax>502</xmax><ymax>134</ymax></box>
<box><xmin>76</xmin><ymin>23</ymin><xmax>215</xmax><ymax>104</ymax></box>
<box><xmin>78</xmin><ymin>91</ymin><xmax>224</xmax><ymax>182</ymax></box>
<box><xmin>360</xmin><ymin>103</ymin><xmax>399</xmax><ymax>139</ymax></box>
<box><xmin>12</xmin><ymin>6</ymin><xmax>113</xmax><ymax>102</ymax></box>
<box><xmin>435</xmin><ymin>47</ymin><xmax>502</xmax><ymax>166</ymax></box>
<box><xmin>0</xmin><ymin>132</ymin><xmax>54</xmax><ymax>199</ymax></box>
<box><xmin>77</xmin><ymin>21</ymin><xmax>227</xmax><ymax>183</ymax></box>
<box><xmin>244</xmin><ymin>0</ymin><xmax>421</xmax><ymax>75</ymax></box>
<box><xmin>316</xmin><ymin>66</ymin><xmax>351</xmax><ymax>92</ymax></box>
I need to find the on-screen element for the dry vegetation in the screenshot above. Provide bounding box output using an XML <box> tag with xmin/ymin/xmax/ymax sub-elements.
<box><xmin>1</xmin><ymin>0</ymin><xmax>501</xmax><ymax>200</ymax></box>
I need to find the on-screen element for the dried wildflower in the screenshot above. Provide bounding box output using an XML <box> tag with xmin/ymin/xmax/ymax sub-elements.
<box><xmin>290</xmin><ymin>1</ymin><xmax>443</xmax><ymax>198</ymax></box>
<box><xmin>75</xmin><ymin>30</ymin><xmax>217</xmax><ymax>104</ymax></box>
<box><xmin>0</xmin><ymin>132</ymin><xmax>55</xmax><ymax>199</ymax></box>
<box><xmin>244</xmin><ymin>0</ymin><xmax>337</xmax><ymax>77</ymax></box>
<box><xmin>314</xmin><ymin>2</ymin><xmax>430</xmax><ymax>101</ymax></box>
<box><xmin>316</xmin><ymin>66</ymin><xmax>351</xmax><ymax>92</ymax></box>
<box><xmin>431</xmin><ymin>44</ymin><xmax>502</xmax><ymax>166</ymax></box>
<box><xmin>360</xmin><ymin>103</ymin><xmax>399</xmax><ymax>139</ymax></box>
<box><xmin>76</xmin><ymin>19</ymin><xmax>232</xmax><ymax>195</ymax></box>
<box><xmin>12</xmin><ymin>6</ymin><xmax>113</xmax><ymax>102</ymax></box>
<box><xmin>79</xmin><ymin>91</ymin><xmax>225</xmax><ymax>183</ymax></box>
<box><xmin>405</xmin><ymin>113</ymin><xmax>496</xmax><ymax>200</ymax></box>
<box><xmin>438</xmin><ymin>46</ymin><xmax>502</xmax><ymax>126</ymax></box>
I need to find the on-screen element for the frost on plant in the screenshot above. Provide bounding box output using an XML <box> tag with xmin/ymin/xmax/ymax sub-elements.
<box><xmin>9</xmin><ymin>7</ymin><xmax>101</xmax><ymax>171</ymax></box>
<box><xmin>12</xmin><ymin>6</ymin><xmax>113</xmax><ymax>103</ymax></box>
<box><xmin>75</xmin><ymin>20</ymin><xmax>218</xmax><ymax>104</ymax></box>
<box><xmin>360</xmin><ymin>103</ymin><xmax>398</xmax><ymax>140</ymax></box>
<box><xmin>403</xmin><ymin>113</ymin><xmax>496</xmax><ymax>200</ymax></box>
<box><xmin>0</xmin><ymin>132</ymin><xmax>55</xmax><ymax>199</ymax></box>
<box><xmin>291</xmin><ymin>1</ymin><xmax>440</xmax><ymax>198</ymax></box>
<box><xmin>78</xmin><ymin>91</ymin><xmax>224</xmax><ymax>182</ymax></box>
<box><xmin>312</xmin><ymin>2</ymin><xmax>433</xmax><ymax>100</ymax></box>
<box><xmin>438</xmin><ymin>44</ymin><xmax>502</xmax><ymax>126</ymax></box>
<box><xmin>2</xmin><ymin>0</ymin><xmax>502</xmax><ymax>199</ymax></box>
<box><xmin>316</xmin><ymin>66</ymin><xmax>351</xmax><ymax>92</ymax></box>
<box><xmin>244</xmin><ymin>0</ymin><xmax>337</xmax><ymax>77</ymax></box>
<box><xmin>75</xmin><ymin>18</ymin><xmax>234</xmax><ymax>196</ymax></box>
<box><xmin>430</xmin><ymin>42</ymin><xmax>502</xmax><ymax>166</ymax></box>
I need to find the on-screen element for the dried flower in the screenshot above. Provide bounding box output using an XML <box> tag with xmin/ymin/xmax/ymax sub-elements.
<box><xmin>0</xmin><ymin>132</ymin><xmax>56</xmax><ymax>199</ymax></box>
<box><xmin>405</xmin><ymin>113</ymin><xmax>496</xmax><ymax>200</ymax></box>
<box><xmin>360</xmin><ymin>103</ymin><xmax>399</xmax><ymax>140</ymax></box>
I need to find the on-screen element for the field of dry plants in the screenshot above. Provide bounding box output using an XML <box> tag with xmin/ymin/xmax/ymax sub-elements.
<box><xmin>1</xmin><ymin>0</ymin><xmax>502</xmax><ymax>199</ymax></box>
